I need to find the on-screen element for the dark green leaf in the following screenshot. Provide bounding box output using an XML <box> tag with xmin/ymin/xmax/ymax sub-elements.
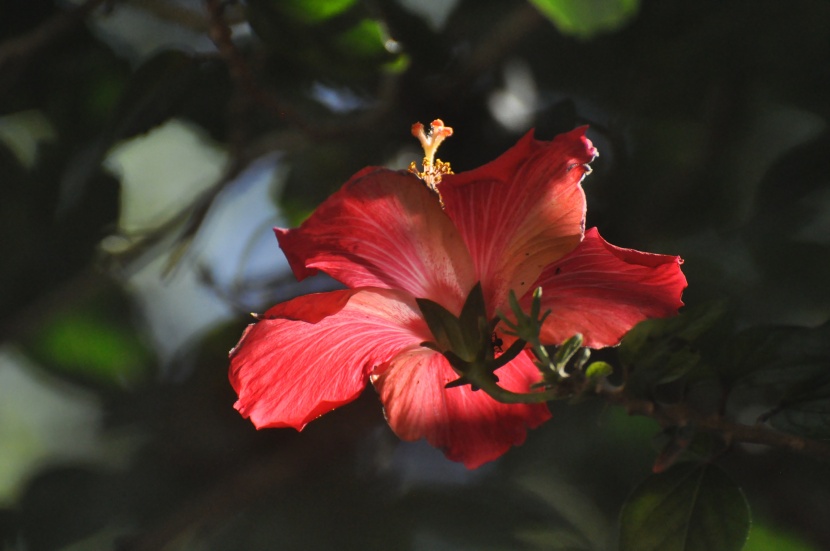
<box><xmin>768</xmin><ymin>389</ymin><xmax>830</xmax><ymax>440</ymax></box>
<box><xmin>724</xmin><ymin>322</ymin><xmax>830</xmax><ymax>389</ymax></box>
<box><xmin>620</xmin><ymin>463</ymin><xmax>750</xmax><ymax>551</ymax></box>
<box><xmin>620</xmin><ymin>302</ymin><xmax>727</xmax><ymax>396</ymax></box>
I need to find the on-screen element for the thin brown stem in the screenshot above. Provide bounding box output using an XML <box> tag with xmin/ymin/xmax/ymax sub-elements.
<box><xmin>472</xmin><ymin>372</ymin><xmax>830</xmax><ymax>462</ymax></box>
<box><xmin>606</xmin><ymin>391</ymin><xmax>830</xmax><ymax>462</ymax></box>
<box><xmin>0</xmin><ymin>0</ymin><xmax>110</xmax><ymax>95</ymax></box>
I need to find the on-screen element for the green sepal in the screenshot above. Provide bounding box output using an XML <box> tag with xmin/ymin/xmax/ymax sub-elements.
<box><xmin>553</xmin><ymin>333</ymin><xmax>584</xmax><ymax>369</ymax></box>
<box><xmin>417</xmin><ymin>283</ymin><xmax>490</xmax><ymax>364</ymax></box>
<box><xmin>416</xmin><ymin>297</ymin><xmax>464</xmax><ymax>355</ymax></box>
<box><xmin>445</xmin><ymin>376</ymin><xmax>472</xmax><ymax>389</ymax></box>
<box><xmin>458</xmin><ymin>283</ymin><xmax>490</xmax><ymax>363</ymax></box>
<box><xmin>572</xmin><ymin>348</ymin><xmax>592</xmax><ymax>371</ymax></box>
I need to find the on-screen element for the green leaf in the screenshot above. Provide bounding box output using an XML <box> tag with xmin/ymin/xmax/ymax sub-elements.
<box><xmin>620</xmin><ymin>463</ymin><xmax>750</xmax><ymax>551</ymax></box>
<box><xmin>274</xmin><ymin>0</ymin><xmax>357</xmax><ymax>23</ymax></box>
<box><xmin>724</xmin><ymin>322</ymin><xmax>830</xmax><ymax>388</ymax></box>
<box><xmin>21</xmin><ymin>285</ymin><xmax>155</xmax><ymax>389</ymax></box>
<box><xmin>619</xmin><ymin>302</ymin><xmax>727</xmax><ymax>395</ymax></box>
<box><xmin>745</xmin><ymin>522</ymin><xmax>820</xmax><ymax>551</ymax></box>
<box><xmin>334</xmin><ymin>19</ymin><xmax>387</xmax><ymax>57</ymax></box>
<box><xmin>768</xmin><ymin>389</ymin><xmax>830</xmax><ymax>439</ymax></box>
<box><xmin>528</xmin><ymin>0</ymin><xmax>640</xmax><ymax>39</ymax></box>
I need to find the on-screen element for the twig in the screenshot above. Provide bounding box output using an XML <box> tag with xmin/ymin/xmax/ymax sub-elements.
<box><xmin>203</xmin><ymin>0</ymin><xmax>305</xmax><ymax>134</ymax></box>
<box><xmin>603</xmin><ymin>390</ymin><xmax>830</xmax><ymax>462</ymax></box>
<box><xmin>0</xmin><ymin>0</ymin><xmax>110</xmax><ymax>92</ymax></box>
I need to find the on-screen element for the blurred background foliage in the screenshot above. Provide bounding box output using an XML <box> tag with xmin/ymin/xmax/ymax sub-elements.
<box><xmin>1</xmin><ymin>0</ymin><xmax>829</xmax><ymax>549</ymax></box>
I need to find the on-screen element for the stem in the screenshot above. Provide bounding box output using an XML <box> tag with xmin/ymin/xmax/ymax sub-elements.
<box><xmin>604</xmin><ymin>391</ymin><xmax>830</xmax><ymax>462</ymax></box>
<box><xmin>465</xmin><ymin>367</ymin><xmax>563</xmax><ymax>404</ymax></box>
<box><xmin>471</xmin><ymin>374</ymin><xmax>830</xmax><ymax>462</ymax></box>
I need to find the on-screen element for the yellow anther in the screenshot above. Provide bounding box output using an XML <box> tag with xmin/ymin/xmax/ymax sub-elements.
<box><xmin>409</xmin><ymin>119</ymin><xmax>454</xmax><ymax>194</ymax></box>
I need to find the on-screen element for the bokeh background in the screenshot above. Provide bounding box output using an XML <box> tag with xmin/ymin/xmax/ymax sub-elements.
<box><xmin>2</xmin><ymin>0</ymin><xmax>829</xmax><ymax>549</ymax></box>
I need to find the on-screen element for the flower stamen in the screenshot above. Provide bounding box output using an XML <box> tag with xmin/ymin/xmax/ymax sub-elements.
<box><xmin>409</xmin><ymin>119</ymin><xmax>454</xmax><ymax>194</ymax></box>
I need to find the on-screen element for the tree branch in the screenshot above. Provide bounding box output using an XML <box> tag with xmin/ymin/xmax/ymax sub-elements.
<box><xmin>608</xmin><ymin>391</ymin><xmax>830</xmax><ymax>462</ymax></box>
<box><xmin>0</xmin><ymin>0</ymin><xmax>110</xmax><ymax>93</ymax></box>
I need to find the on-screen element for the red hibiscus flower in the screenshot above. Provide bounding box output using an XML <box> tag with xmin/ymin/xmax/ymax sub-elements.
<box><xmin>229</xmin><ymin>121</ymin><xmax>686</xmax><ymax>469</ymax></box>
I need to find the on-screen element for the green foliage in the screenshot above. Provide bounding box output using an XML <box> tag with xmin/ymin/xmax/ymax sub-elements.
<box><xmin>620</xmin><ymin>463</ymin><xmax>750</xmax><ymax>551</ymax></box>
<box><xmin>745</xmin><ymin>523</ymin><xmax>819</xmax><ymax>551</ymax></box>
<box><xmin>246</xmin><ymin>0</ymin><xmax>397</xmax><ymax>83</ymax></box>
<box><xmin>725</xmin><ymin>322</ymin><xmax>830</xmax><ymax>389</ymax></box>
<box><xmin>277</xmin><ymin>0</ymin><xmax>358</xmax><ymax>23</ymax></box>
<box><xmin>724</xmin><ymin>322</ymin><xmax>830</xmax><ymax>438</ymax></box>
<box><xmin>528</xmin><ymin>0</ymin><xmax>640</xmax><ymax>38</ymax></box>
<box><xmin>619</xmin><ymin>302</ymin><xmax>727</xmax><ymax>397</ymax></box>
<box><xmin>769</xmin><ymin>392</ymin><xmax>830</xmax><ymax>440</ymax></box>
<box><xmin>20</xmin><ymin>283</ymin><xmax>155</xmax><ymax>389</ymax></box>
<box><xmin>334</xmin><ymin>19</ymin><xmax>388</xmax><ymax>57</ymax></box>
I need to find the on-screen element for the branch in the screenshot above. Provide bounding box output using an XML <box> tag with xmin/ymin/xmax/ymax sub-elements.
<box><xmin>0</xmin><ymin>0</ymin><xmax>111</xmax><ymax>97</ymax></box>
<box><xmin>470</xmin><ymin>365</ymin><xmax>830</xmax><ymax>463</ymax></box>
<box><xmin>608</xmin><ymin>391</ymin><xmax>830</xmax><ymax>462</ymax></box>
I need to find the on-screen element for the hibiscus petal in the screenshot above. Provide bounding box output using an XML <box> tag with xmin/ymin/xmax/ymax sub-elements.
<box><xmin>529</xmin><ymin>227</ymin><xmax>687</xmax><ymax>349</ymax></box>
<box><xmin>276</xmin><ymin>168</ymin><xmax>476</xmax><ymax>314</ymax></box>
<box><xmin>439</xmin><ymin>127</ymin><xmax>597</xmax><ymax>314</ymax></box>
<box><xmin>371</xmin><ymin>349</ymin><xmax>551</xmax><ymax>469</ymax></box>
<box><xmin>229</xmin><ymin>288</ymin><xmax>432</xmax><ymax>430</ymax></box>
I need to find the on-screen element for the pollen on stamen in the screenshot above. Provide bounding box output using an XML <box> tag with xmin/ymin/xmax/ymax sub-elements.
<box><xmin>408</xmin><ymin>119</ymin><xmax>454</xmax><ymax>197</ymax></box>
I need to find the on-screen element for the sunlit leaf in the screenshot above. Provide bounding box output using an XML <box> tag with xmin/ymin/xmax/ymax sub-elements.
<box><xmin>276</xmin><ymin>0</ymin><xmax>357</xmax><ymax>23</ymax></box>
<box><xmin>528</xmin><ymin>0</ymin><xmax>640</xmax><ymax>38</ymax></box>
<box><xmin>335</xmin><ymin>19</ymin><xmax>387</xmax><ymax>57</ymax></box>
<box><xmin>620</xmin><ymin>463</ymin><xmax>750</xmax><ymax>551</ymax></box>
<box><xmin>21</xmin><ymin>286</ymin><xmax>155</xmax><ymax>389</ymax></box>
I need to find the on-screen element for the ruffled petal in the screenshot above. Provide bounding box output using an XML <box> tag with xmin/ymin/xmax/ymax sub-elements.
<box><xmin>229</xmin><ymin>288</ymin><xmax>432</xmax><ymax>430</ymax></box>
<box><xmin>439</xmin><ymin>128</ymin><xmax>597</xmax><ymax>314</ymax></box>
<box><xmin>528</xmin><ymin>227</ymin><xmax>687</xmax><ymax>348</ymax></box>
<box><xmin>276</xmin><ymin>168</ymin><xmax>476</xmax><ymax>314</ymax></box>
<box><xmin>371</xmin><ymin>349</ymin><xmax>551</xmax><ymax>469</ymax></box>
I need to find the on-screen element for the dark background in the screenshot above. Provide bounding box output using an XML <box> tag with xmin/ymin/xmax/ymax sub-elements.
<box><xmin>1</xmin><ymin>0</ymin><xmax>829</xmax><ymax>549</ymax></box>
